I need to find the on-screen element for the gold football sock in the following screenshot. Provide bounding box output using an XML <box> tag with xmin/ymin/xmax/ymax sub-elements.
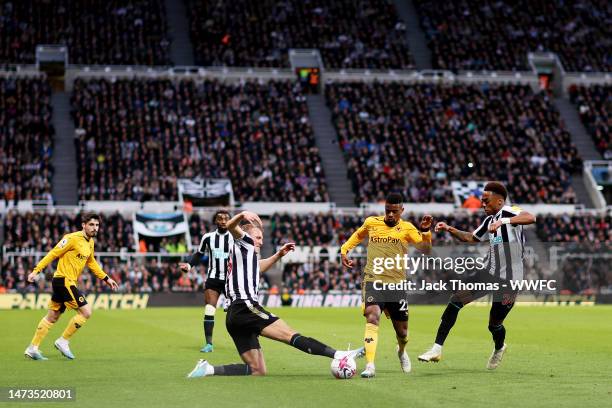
<box><xmin>31</xmin><ymin>317</ymin><xmax>55</xmax><ymax>347</ymax></box>
<box><xmin>61</xmin><ymin>314</ymin><xmax>88</xmax><ymax>340</ymax></box>
<box><xmin>364</xmin><ymin>323</ymin><xmax>379</xmax><ymax>364</ymax></box>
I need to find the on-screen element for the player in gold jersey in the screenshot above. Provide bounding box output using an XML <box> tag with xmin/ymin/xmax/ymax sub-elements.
<box><xmin>24</xmin><ymin>212</ymin><xmax>118</xmax><ymax>360</ymax></box>
<box><xmin>341</xmin><ymin>193</ymin><xmax>432</xmax><ymax>378</ymax></box>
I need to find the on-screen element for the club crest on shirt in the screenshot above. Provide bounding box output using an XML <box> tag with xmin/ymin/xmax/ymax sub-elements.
<box><xmin>490</xmin><ymin>236</ymin><xmax>503</xmax><ymax>245</ymax></box>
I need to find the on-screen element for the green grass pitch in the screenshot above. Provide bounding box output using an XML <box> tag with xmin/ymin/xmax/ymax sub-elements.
<box><xmin>2</xmin><ymin>306</ymin><xmax>611</xmax><ymax>408</ymax></box>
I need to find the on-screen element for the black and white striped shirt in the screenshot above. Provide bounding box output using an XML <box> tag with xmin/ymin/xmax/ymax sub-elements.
<box><xmin>473</xmin><ymin>205</ymin><xmax>525</xmax><ymax>281</ymax></box>
<box><xmin>226</xmin><ymin>232</ymin><xmax>259</xmax><ymax>304</ymax></box>
<box><xmin>197</xmin><ymin>230</ymin><xmax>233</xmax><ymax>280</ymax></box>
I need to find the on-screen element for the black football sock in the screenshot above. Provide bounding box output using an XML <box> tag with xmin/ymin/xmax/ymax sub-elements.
<box><xmin>213</xmin><ymin>364</ymin><xmax>252</xmax><ymax>376</ymax></box>
<box><xmin>434</xmin><ymin>301</ymin><xmax>463</xmax><ymax>345</ymax></box>
<box><xmin>290</xmin><ymin>334</ymin><xmax>336</xmax><ymax>358</ymax></box>
<box><xmin>488</xmin><ymin>324</ymin><xmax>506</xmax><ymax>350</ymax></box>
<box><xmin>204</xmin><ymin>315</ymin><xmax>214</xmax><ymax>344</ymax></box>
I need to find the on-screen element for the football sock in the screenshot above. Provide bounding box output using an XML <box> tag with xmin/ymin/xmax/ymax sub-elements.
<box><xmin>213</xmin><ymin>364</ymin><xmax>251</xmax><ymax>376</ymax></box>
<box><xmin>364</xmin><ymin>323</ymin><xmax>379</xmax><ymax>364</ymax></box>
<box><xmin>203</xmin><ymin>305</ymin><xmax>216</xmax><ymax>344</ymax></box>
<box><xmin>289</xmin><ymin>334</ymin><xmax>336</xmax><ymax>358</ymax></box>
<box><xmin>434</xmin><ymin>301</ymin><xmax>463</xmax><ymax>346</ymax></box>
<box><xmin>31</xmin><ymin>317</ymin><xmax>54</xmax><ymax>347</ymax></box>
<box><xmin>61</xmin><ymin>314</ymin><xmax>88</xmax><ymax>340</ymax></box>
<box><xmin>488</xmin><ymin>324</ymin><xmax>506</xmax><ymax>350</ymax></box>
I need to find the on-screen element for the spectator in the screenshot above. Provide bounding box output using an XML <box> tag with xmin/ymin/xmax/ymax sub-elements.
<box><xmin>187</xmin><ymin>0</ymin><xmax>414</xmax><ymax>69</ymax></box>
<box><xmin>71</xmin><ymin>78</ymin><xmax>329</xmax><ymax>202</ymax></box>
<box><xmin>326</xmin><ymin>81</ymin><xmax>582</xmax><ymax>204</ymax></box>
<box><xmin>0</xmin><ymin>0</ymin><xmax>171</xmax><ymax>65</ymax></box>
<box><xmin>0</xmin><ymin>77</ymin><xmax>54</xmax><ymax>201</ymax></box>
<box><xmin>568</xmin><ymin>84</ymin><xmax>611</xmax><ymax>159</ymax></box>
<box><xmin>415</xmin><ymin>0</ymin><xmax>611</xmax><ymax>72</ymax></box>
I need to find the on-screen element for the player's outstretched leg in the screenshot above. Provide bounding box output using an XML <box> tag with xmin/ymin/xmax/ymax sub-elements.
<box><xmin>188</xmin><ymin>349</ymin><xmax>264</xmax><ymax>378</ymax></box>
<box><xmin>419</xmin><ymin>300</ymin><xmax>464</xmax><ymax>362</ymax></box>
<box><xmin>261</xmin><ymin>319</ymin><xmax>364</xmax><ymax>360</ymax></box>
<box><xmin>24</xmin><ymin>310</ymin><xmax>60</xmax><ymax>360</ymax></box>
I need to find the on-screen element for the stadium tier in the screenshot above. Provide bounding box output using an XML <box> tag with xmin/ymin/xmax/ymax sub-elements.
<box><xmin>0</xmin><ymin>0</ymin><xmax>170</xmax><ymax>65</ymax></box>
<box><xmin>414</xmin><ymin>0</ymin><xmax>611</xmax><ymax>72</ymax></box>
<box><xmin>326</xmin><ymin>81</ymin><xmax>582</xmax><ymax>204</ymax></box>
<box><xmin>71</xmin><ymin>78</ymin><xmax>328</xmax><ymax>202</ymax></box>
<box><xmin>186</xmin><ymin>0</ymin><xmax>414</xmax><ymax>69</ymax></box>
<box><xmin>0</xmin><ymin>77</ymin><xmax>53</xmax><ymax>201</ymax></box>
<box><xmin>569</xmin><ymin>84</ymin><xmax>611</xmax><ymax>159</ymax></box>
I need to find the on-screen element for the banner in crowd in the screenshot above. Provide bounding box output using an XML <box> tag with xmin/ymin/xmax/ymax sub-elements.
<box><xmin>0</xmin><ymin>292</ymin><xmax>604</xmax><ymax>310</ymax></box>
<box><xmin>451</xmin><ymin>180</ymin><xmax>488</xmax><ymax>207</ymax></box>
<box><xmin>133</xmin><ymin>213</ymin><xmax>187</xmax><ymax>238</ymax></box>
<box><xmin>178</xmin><ymin>178</ymin><xmax>233</xmax><ymax>207</ymax></box>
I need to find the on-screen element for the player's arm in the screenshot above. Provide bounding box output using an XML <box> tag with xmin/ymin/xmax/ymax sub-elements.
<box><xmin>488</xmin><ymin>208</ymin><xmax>536</xmax><ymax>233</ymax></box>
<box><xmin>27</xmin><ymin>235</ymin><xmax>73</xmax><ymax>282</ymax></box>
<box><xmin>87</xmin><ymin>252</ymin><xmax>118</xmax><ymax>291</ymax></box>
<box><xmin>259</xmin><ymin>243</ymin><xmax>295</xmax><ymax>273</ymax></box>
<box><xmin>179</xmin><ymin>235</ymin><xmax>210</xmax><ymax>272</ymax></box>
<box><xmin>227</xmin><ymin>211</ymin><xmax>262</xmax><ymax>240</ymax></box>
<box><xmin>406</xmin><ymin>215</ymin><xmax>433</xmax><ymax>253</ymax></box>
<box><xmin>340</xmin><ymin>218</ymin><xmax>371</xmax><ymax>269</ymax></box>
<box><xmin>436</xmin><ymin>222</ymin><xmax>479</xmax><ymax>243</ymax></box>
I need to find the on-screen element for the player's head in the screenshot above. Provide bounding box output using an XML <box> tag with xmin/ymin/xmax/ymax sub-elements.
<box><xmin>213</xmin><ymin>210</ymin><xmax>231</xmax><ymax>233</ymax></box>
<box><xmin>81</xmin><ymin>212</ymin><xmax>100</xmax><ymax>238</ymax></box>
<box><xmin>242</xmin><ymin>222</ymin><xmax>264</xmax><ymax>250</ymax></box>
<box><xmin>384</xmin><ymin>193</ymin><xmax>404</xmax><ymax>227</ymax></box>
<box><xmin>482</xmin><ymin>182</ymin><xmax>507</xmax><ymax>215</ymax></box>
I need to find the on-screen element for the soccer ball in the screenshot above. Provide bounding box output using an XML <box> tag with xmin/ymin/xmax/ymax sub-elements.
<box><xmin>330</xmin><ymin>356</ymin><xmax>357</xmax><ymax>379</ymax></box>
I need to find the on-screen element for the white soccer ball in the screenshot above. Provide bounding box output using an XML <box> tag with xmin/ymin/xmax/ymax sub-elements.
<box><xmin>330</xmin><ymin>356</ymin><xmax>357</xmax><ymax>379</ymax></box>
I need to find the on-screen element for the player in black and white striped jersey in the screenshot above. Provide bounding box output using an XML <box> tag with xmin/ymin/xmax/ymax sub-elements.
<box><xmin>418</xmin><ymin>181</ymin><xmax>536</xmax><ymax>369</ymax></box>
<box><xmin>187</xmin><ymin>211</ymin><xmax>364</xmax><ymax>378</ymax></box>
<box><xmin>179</xmin><ymin>210</ymin><xmax>232</xmax><ymax>353</ymax></box>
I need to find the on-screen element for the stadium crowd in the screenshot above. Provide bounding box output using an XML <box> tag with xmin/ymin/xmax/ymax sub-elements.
<box><xmin>0</xmin><ymin>77</ymin><xmax>54</xmax><ymax>202</ymax></box>
<box><xmin>71</xmin><ymin>78</ymin><xmax>328</xmax><ymax>202</ymax></box>
<box><xmin>568</xmin><ymin>84</ymin><xmax>611</xmax><ymax>159</ymax></box>
<box><xmin>414</xmin><ymin>0</ymin><xmax>611</xmax><ymax>72</ymax></box>
<box><xmin>187</xmin><ymin>0</ymin><xmax>413</xmax><ymax>69</ymax></box>
<box><xmin>326</xmin><ymin>81</ymin><xmax>582</xmax><ymax>205</ymax></box>
<box><xmin>536</xmin><ymin>213</ymin><xmax>611</xmax><ymax>245</ymax></box>
<box><xmin>2</xmin><ymin>210</ymin><xmax>134</xmax><ymax>252</ymax></box>
<box><xmin>0</xmin><ymin>0</ymin><xmax>170</xmax><ymax>65</ymax></box>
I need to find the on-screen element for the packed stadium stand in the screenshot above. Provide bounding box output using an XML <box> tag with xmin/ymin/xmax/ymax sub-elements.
<box><xmin>414</xmin><ymin>0</ymin><xmax>611</xmax><ymax>72</ymax></box>
<box><xmin>186</xmin><ymin>0</ymin><xmax>414</xmax><ymax>69</ymax></box>
<box><xmin>0</xmin><ymin>0</ymin><xmax>170</xmax><ymax>65</ymax></box>
<box><xmin>325</xmin><ymin>81</ymin><xmax>582</xmax><ymax>204</ymax></box>
<box><xmin>0</xmin><ymin>0</ymin><xmax>610</xmax><ymax>299</ymax></box>
<box><xmin>0</xmin><ymin>77</ymin><xmax>54</xmax><ymax>202</ymax></box>
<box><xmin>71</xmin><ymin>78</ymin><xmax>328</xmax><ymax>202</ymax></box>
<box><xmin>568</xmin><ymin>84</ymin><xmax>611</xmax><ymax>159</ymax></box>
<box><xmin>536</xmin><ymin>213</ymin><xmax>611</xmax><ymax>244</ymax></box>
